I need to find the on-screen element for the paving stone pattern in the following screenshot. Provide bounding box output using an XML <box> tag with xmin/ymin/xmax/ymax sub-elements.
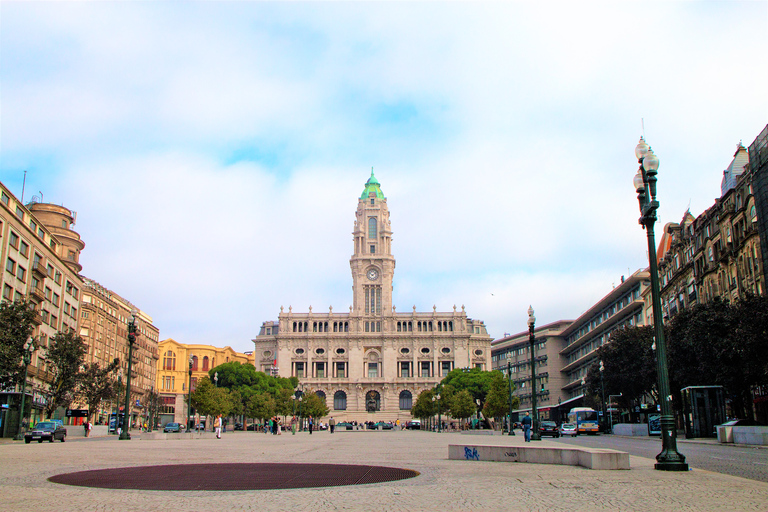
<box><xmin>2</xmin><ymin>429</ymin><xmax>767</xmax><ymax>511</ymax></box>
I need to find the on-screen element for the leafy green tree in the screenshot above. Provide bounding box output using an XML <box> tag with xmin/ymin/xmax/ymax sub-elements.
<box><xmin>300</xmin><ymin>390</ymin><xmax>329</xmax><ymax>419</ymax></box>
<box><xmin>44</xmin><ymin>330</ymin><xmax>87</xmax><ymax>418</ymax></box>
<box><xmin>245</xmin><ymin>392</ymin><xmax>276</xmax><ymax>426</ymax></box>
<box><xmin>411</xmin><ymin>389</ymin><xmax>436</xmax><ymax>420</ymax></box>
<box><xmin>275</xmin><ymin>387</ymin><xmax>294</xmax><ymax>418</ymax></box>
<box><xmin>483</xmin><ymin>371</ymin><xmax>518</xmax><ymax>420</ymax></box>
<box><xmin>191</xmin><ymin>377</ymin><xmax>232</xmax><ymax>418</ymax></box>
<box><xmin>77</xmin><ymin>358</ymin><xmax>120</xmax><ymax>422</ymax></box>
<box><xmin>0</xmin><ymin>299</ymin><xmax>37</xmax><ymax>390</ymax></box>
<box><xmin>228</xmin><ymin>388</ymin><xmax>244</xmax><ymax>419</ymax></box>
<box><xmin>449</xmin><ymin>389</ymin><xmax>476</xmax><ymax>425</ymax></box>
<box><xmin>144</xmin><ymin>388</ymin><xmax>161</xmax><ymax>428</ymax></box>
<box><xmin>585</xmin><ymin>325</ymin><xmax>657</xmax><ymax>418</ymax></box>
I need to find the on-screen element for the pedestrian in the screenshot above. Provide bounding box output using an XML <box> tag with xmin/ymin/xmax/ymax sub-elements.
<box><xmin>329</xmin><ymin>416</ymin><xmax>336</xmax><ymax>434</ymax></box>
<box><xmin>213</xmin><ymin>415</ymin><xmax>221</xmax><ymax>438</ymax></box>
<box><xmin>84</xmin><ymin>420</ymin><xmax>89</xmax><ymax>437</ymax></box>
<box><xmin>308</xmin><ymin>415</ymin><xmax>313</xmax><ymax>435</ymax></box>
<box><xmin>278</xmin><ymin>418</ymin><xmax>282</xmax><ymax>435</ymax></box>
<box><xmin>522</xmin><ymin>412</ymin><xmax>532</xmax><ymax>442</ymax></box>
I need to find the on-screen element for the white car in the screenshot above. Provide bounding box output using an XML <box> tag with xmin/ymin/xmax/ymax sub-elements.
<box><xmin>559</xmin><ymin>423</ymin><xmax>578</xmax><ymax>436</ymax></box>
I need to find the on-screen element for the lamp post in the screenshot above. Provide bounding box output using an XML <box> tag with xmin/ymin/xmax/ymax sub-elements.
<box><xmin>291</xmin><ymin>394</ymin><xmax>297</xmax><ymax>435</ymax></box>
<box><xmin>528</xmin><ymin>306</ymin><xmax>541</xmax><ymax>441</ymax></box>
<box><xmin>599</xmin><ymin>360</ymin><xmax>607</xmax><ymax>433</ymax></box>
<box><xmin>186</xmin><ymin>355</ymin><xmax>193</xmax><ymax>432</ymax></box>
<box><xmin>119</xmin><ymin>310</ymin><xmax>138</xmax><ymax>440</ymax></box>
<box><xmin>298</xmin><ymin>395</ymin><xmax>303</xmax><ymax>432</ymax></box>
<box><xmin>507</xmin><ymin>361</ymin><xmax>515</xmax><ymax>435</ymax></box>
<box><xmin>431</xmin><ymin>392</ymin><xmax>442</xmax><ymax>433</ymax></box>
<box><xmin>14</xmin><ymin>338</ymin><xmax>35</xmax><ymax>440</ymax></box>
<box><xmin>633</xmin><ymin>137</ymin><xmax>688</xmax><ymax>471</ymax></box>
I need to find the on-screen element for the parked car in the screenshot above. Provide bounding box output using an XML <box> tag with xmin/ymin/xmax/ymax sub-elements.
<box><xmin>233</xmin><ymin>423</ymin><xmax>244</xmax><ymax>431</ymax></box>
<box><xmin>406</xmin><ymin>420</ymin><xmax>421</xmax><ymax>430</ymax></box>
<box><xmin>375</xmin><ymin>421</ymin><xmax>394</xmax><ymax>430</ymax></box>
<box><xmin>539</xmin><ymin>420</ymin><xmax>560</xmax><ymax>438</ymax></box>
<box><xmin>163</xmin><ymin>422</ymin><xmax>182</xmax><ymax>433</ymax></box>
<box><xmin>559</xmin><ymin>423</ymin><xmax>578</xmax><ymax>437</ymax></box>
<box><xmin>25</xmin><ymin>421</ymin><xmax>67</xmax><ymax>443</ymax></box>
<box><xmin>336</xmin><ymin>422</ymin><xmax>355</xmax><ymax>431</ymax></box>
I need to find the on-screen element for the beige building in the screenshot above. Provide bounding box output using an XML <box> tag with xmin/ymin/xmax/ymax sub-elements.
<box><xmin>156</xmin><ymin>338</ymin><xmax>252</xmax><ymax>426</ymax></box>
<box><xmin>254</xmin><ymin>172</ymin><xmax>493</xmax><ymax>423</ymax></box>
<box><xmin>1</xmin><ymin>182</ymin><xmax>85</xmax><ymax>431</ymax></box>
<box><xmin>78</xmin><ymin>277</ymin><xmax>160</xmax><ymax>424</ymax></box>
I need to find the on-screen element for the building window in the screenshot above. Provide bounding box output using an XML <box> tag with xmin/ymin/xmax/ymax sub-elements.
<box><xmin>15</xmin><ymin>206</ymin><xmax>23</xmax><ymax>219</ymax></box>
<box><xmin>368</xmin><ymin>217</ymin><xmax>377</xmax><ymax>238</ymax></box>
<box><xmin>191</xmin><ymin>355</ymin><xmax>198</xmax><ymax>371</ymax></box>
<box><xmin>52</xmin><ymin>292</ymin><xmax>60</xmax><ymax>306</ymax></box>
<box><xmin>316</xmin><ymin>362</ymin><xmax>325</xmax><ymax>378</ymax></box>
<box><xmin>334</xmin><ymin>391</ymin><xmax>347</xmax><ymax>410</ymax></box>
<box><xmin>16</xmin><ymin>265</ymin><xmax>25</xmax><ymax>282</ymax></box>
<box><xmin>19</xmin><ymin>241</ymin><xmax>29</xmax><ymax>257</ymax></box>
<box><xmin>295</xmin><ymin>362</ymin><xmax>305</xmax><ymax>378</ymax></box>
<box><xmin>399</xmin><ymin>390</ymin><xmax>413</xmax><ymax>410</ymax></box>
<box><xmin>2</xmin><ymin>284</ymin><xmax>12</xmax><ymax>300</ymax></box>
<box><xmin>370</xmin><ymin>244</ymin><xmax>375</xmax><ymax>254</ymax></box>
<box><xmin>441</xmin><ymin>361</ymin><xmax>452</xmax><ymax>376</ymax></box>
<box><xmin>368</xmin><ymin>362</ymin><xmax>378</xmax><ymax>378</ymax></box>
<box><xmin>6</xmin><ymin>258</ymin><xmax>16</xmax><ymax>275</ymax></box>
<box><xmin>400</xmin><ymin>361</ymin><xmax>410</xmax><ymax>378</ymax></box>
<box><xmin>335</xmin><ymin>362</ymin><xmax>346</xmax><ymax>378</ymax></box>
<box><xmin>202</xmin><ymin>356</ymin><xmax>209</xmax><ymax>371</ymax></box>
<box><xmin>420</xmin><ymin>361</ymin><xmax>430</xmax><ymax>377</ymax></box>
<box><xmin>0</xmin><ymin>191</ymin><xmax>8</xmax><ymax>205</ymax></box>
<box><xmin>9</xmin><ymin>232</ymin><xmax>19</xmax><ymax>249</ymax></box>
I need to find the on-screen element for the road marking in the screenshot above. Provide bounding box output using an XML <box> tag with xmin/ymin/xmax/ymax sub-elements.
<box><xmin>710</xmin><ymin>456</ymin><xmax>736</xmax><ymax>461</ymax></box>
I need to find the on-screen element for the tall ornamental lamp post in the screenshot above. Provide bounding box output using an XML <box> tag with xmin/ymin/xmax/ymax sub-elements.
<box><xmin>186</xmin><ymin>355</ymin><xmax>193</xmax><ymax>432</ymax></box>
<box><xmin>634</xmin><ymin>137</ymin><xmax>688</xmax><ymax>471</ymax></box>
<box><xmin>119</xmin><ymin>310</ymin><xmax>139</xmax><ymax>440</ymax></box>
<box><xmin>14</xmin><ymin>338</ymin><xmax>36</xmax><ymax>440</ymax></box>
<box><xmin>298</xmin><ymin>395</ymin><xmax>303</xmax><ymax>432</ymax></box>
<box><xmin>528</xmin><ymin>306</ymin><xmax>541</xmax><ymax>441</ymax></box>
<box><xmin>599</xmin><ymin>361</ymin><xmax>607</xmax><ymax>433</ymax></box>
<box><xmin>507</xmin><ymin>361</ymin><xmax>515</xmax><ymax>435</ymax></box>
<box><xmin>214</xmin><ymin>372</ymin><xmax>218</xmax><ymax>387</ymax></box>
<box><xmin>291</xmin><ymin>394</ymin><xmax>297</xmax><ymax>435</ymax></box>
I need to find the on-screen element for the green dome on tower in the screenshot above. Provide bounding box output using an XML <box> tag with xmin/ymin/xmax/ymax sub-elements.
<box><xmin>360</xmin><ymin>168</ymin><xmax>385</xmax><ymax>200</ymax></box>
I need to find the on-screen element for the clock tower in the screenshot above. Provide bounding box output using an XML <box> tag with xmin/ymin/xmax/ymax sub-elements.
<box><xmin>351</xmin><ymin>170</ymin><xmax>395</xmax><ymax>324</ymax></box>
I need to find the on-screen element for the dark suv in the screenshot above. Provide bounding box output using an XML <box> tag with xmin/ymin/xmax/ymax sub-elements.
<box><xmin>539</xmin><ymin>420</ymin><xmax>560</xmax><ymax>438</ymax></box>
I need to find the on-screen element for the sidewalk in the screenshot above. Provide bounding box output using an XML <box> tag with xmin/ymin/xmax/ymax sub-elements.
<box><xmin>1</xmin><ymin>429</ymin><xmax>766</xmax><ymax>511</ymax></box>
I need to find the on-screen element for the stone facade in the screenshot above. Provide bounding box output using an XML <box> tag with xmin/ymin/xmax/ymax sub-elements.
<box><xmin>254</xmin><ymin>172</ymin><xmax>493</xmax><ymax>423</ymax></box>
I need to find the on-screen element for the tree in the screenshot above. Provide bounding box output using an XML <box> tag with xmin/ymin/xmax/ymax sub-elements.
<box><xmin>274</xmin><ymin>387</ymin><xmax>294</xmax><ymax>418</ymax></box>
<box><xmin>144</xmin><ymin>388</ymin><xmax>161</xmax><ymax>428</ymax></box>
<box><xmin>190</xmin><ymin>377</ymin><xmax>232</xmax><ymax>418</ymax></box>
<box><xmin>483</xmin><ymin>371</ymin><xmax>518</xmax><ymax>421</ymax></box>
<box><xmin>77</xmin><ymin>358</ymin><xmax>120</xmax><ymax>422</ymax></box>
<box><xmin>585</xmin><ymin>326</ymin><xmax>657</xmax><ymax>420</ymax></box>
<box><xmin>245</xmin><ymin>392</ymin><xmax>276</xmax><ymax>425</ymax></box>
<box><xmin>300</xmin><ymin>390</ymin><xmax>329</xmax><ymax>419</ymax></box>
<box><xmin>411</xmin><ymin>389</ymin><xmax>436</xmax><ymax>421</ymax></box>
<box><xmin>0</xmin><ymin>299</ymin><xmax>37</xmax><ymax>390</ymax></box>
<box><xmin>449</xmin><ymin>389</ymin><xmax>476</xmax><ymax>425</ymax></box>
<box><xmin>44</xmin><ymin>330</ymin><xmax>87</xmax><ymax>418</ymax></box>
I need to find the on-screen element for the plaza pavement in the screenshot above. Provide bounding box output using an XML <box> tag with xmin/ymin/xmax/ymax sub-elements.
<box><xmin>1</xmin><ymin>429</ymin><xmax>767</xmax><ymax>512</ymax></box>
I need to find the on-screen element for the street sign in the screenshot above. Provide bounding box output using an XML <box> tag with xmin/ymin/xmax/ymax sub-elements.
<box><xmin>66</xmin><ymin>409</ymin><xmax>88</xmax><ymax>417</ymax></box>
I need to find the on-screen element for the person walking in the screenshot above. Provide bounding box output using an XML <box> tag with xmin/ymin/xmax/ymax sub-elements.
<box><xmin>214</xmin><ymin>414</ymin><xmax>222</xmax><ymax>439</ymax></box>
<box><xmin>84</xmin><ymin>420</ymin><xmax>90</xmax><ymax>438</ymax></box>
<box><xmin>329</xmin><ymin>416</ymin><xmax>336</xmax><ymax>434</ymax></box>
<box><xmin>308</xmin><ymin>416</ymin><xmax>313</xmax><ymax>435</ymax></box>
<box><xmin>522</xmin><ymin>412</ymin><xmax>532</xmax><ymax>442</ymax></box>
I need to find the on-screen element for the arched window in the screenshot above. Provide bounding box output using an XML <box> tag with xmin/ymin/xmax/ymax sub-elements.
<box><xmin>191</xmin><ymin>355</ymin><xmax>198</xmax><ymax>371</ymax></box>
<box><xmin>315</xmin><ymin>390</ymin><xmax>327</xmax><ymax>404</ymax></box>
<box><xmin>399</xmin><ymin>390</ymin><xmax>413</xmax><ymax>410</ymax></box>
<box><xmin>368</xmin><ymin>217</ymin><xmax>377</xmax><ymax>238</ymax></box>
<box><xmin>163</xmin><ymin>351</ymin><xmax>176</xmax><ymax>370</ymax></box>
<box><xmin>202</xmin><ymin>356</ymin><xmax>209</xmax><ymax>371</ymax></box>
<box><xmin>334</xmin><ymin>390</ymin><xmax>347</xmax><ymax>410</ymax></box>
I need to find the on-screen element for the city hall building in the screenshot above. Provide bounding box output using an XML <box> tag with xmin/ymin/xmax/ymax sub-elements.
<box><xmin>253</xmin><ymin>172</ymin><xmax>492</xmax><ymax>422</ymax></box>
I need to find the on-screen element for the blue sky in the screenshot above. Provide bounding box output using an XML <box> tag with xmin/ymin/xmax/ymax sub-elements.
<box><xmin>1</xmin><ymin>2</ymin><xmax>766</xmax><ymax>352</ymax></box>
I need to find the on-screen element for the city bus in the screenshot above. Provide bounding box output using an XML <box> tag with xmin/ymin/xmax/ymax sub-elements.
<box><xmin>568</xmin><ymin>407</ymin><xmax>599</xmax><ymax>434</ymax></box>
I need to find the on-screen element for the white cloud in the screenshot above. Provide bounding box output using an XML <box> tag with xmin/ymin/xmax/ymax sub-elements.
<box><xmin>1</xmin><ymin>1</ymin><xmax>766</xmax><ymax>349</ymax></box>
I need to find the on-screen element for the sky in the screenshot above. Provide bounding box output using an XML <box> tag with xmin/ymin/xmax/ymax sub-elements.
<box><xmin>1</xmin><ymin>2</ymin><xmax>767</xmax><ymax>353</ymax></box>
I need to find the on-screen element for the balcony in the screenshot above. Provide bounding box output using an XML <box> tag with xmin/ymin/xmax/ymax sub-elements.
<box><xmin>32</xmin><ymin>260</ymin><xmax>47</xmax><ymax>278</ymax></box>
<box><xmin>29</xmin><ymin>285</ymin><xmax>45</xmax><ymax>302</ymax></box>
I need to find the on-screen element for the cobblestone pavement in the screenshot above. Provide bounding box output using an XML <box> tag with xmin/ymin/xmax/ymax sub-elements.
<box><xmin>2</xmin><ymin>429</ymin><xmax>767</xmax><ymax>512</ymax></box>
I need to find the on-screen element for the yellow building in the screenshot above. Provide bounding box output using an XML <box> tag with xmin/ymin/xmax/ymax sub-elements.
<box><xmin>156</xmin><ymin>338</ymin><xmax>253</xmax><ymax>426</ymax></box>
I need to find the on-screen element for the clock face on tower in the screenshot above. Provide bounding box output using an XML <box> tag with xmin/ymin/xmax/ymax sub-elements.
<box><xmin>367</xmin><ymin>268</ymin><xmax>379</xmax><ymax>280</ymax></box>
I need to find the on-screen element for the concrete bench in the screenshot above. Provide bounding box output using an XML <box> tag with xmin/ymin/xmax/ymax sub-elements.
<box><xmin>449</xmin><ymin>444</ymin><xmax>629</xmax><ymax>470</ymax></box>
<box><xmin>718</xmin><ymin>426</ymin><xmax>768</xmax><ymax>445</ymax></box>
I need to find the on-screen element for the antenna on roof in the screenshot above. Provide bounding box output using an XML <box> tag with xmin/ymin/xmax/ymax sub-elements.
<box><xmin>641</xmin><ymin>118</ymin><xmax>645</xmax><ymax>138</ymax></box>
<box><xmin>21</xmin><ymin>170</ymin><xmax>27</xmax><ymax>203</ymax></box>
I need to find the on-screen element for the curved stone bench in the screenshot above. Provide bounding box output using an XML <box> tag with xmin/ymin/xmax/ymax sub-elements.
<box><xmin>449</xmin><ymin>444</ymin><xmax>629</xmax><ymax>470</ymax></box>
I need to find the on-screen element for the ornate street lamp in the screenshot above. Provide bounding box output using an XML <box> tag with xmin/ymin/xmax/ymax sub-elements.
<box><xmin>119</xmin><ymin>310</ymin><xmax>138</xmax><ymax>440</ymax></box>
<box><xmin>186</xmin><ymin>355</ymin><xmax>193</xmax><ymax>432</ymax></box>
<box><xmin>291</xmin><ymin>394</ymin><xmax>297</xmax><ymax>435</ymax></box>
<box><xmin>528</xmin><ymin>306</ymin><xmax>541</xmax><ymax>441</ymax></box>
<box><xmin>599</xmin><ymin>360</ymin><xmax>607</xmax><ymax>433</ymax></box>
<box><xmin>634</xmin><ymin>137</ymin><xmax>688</xmax><ymax>471</ymax></box>
<box><xmin>431</xmin><ymin>392</ymin><xmax>442</xmax><ymax>433</ymax></box>
<box><xmin>298</xmin><ymin>395</ymin><xmax>303</xmax><ymax>432</ymax></box>
<box><xmin>14</xmin><ymin>338</ymin><xmax>36</xmax><ymax>440</ymax></box>
<box><xmin>507</xmin><ymin>361</ymin><xmax>515</xmax><ymax>435</ymax></box>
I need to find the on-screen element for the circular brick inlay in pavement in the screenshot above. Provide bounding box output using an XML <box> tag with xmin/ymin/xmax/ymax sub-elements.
<box><xmin>48</xmin><ymin>463</ymin><xmax>419</xmax><ymax>491</ymax></box>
